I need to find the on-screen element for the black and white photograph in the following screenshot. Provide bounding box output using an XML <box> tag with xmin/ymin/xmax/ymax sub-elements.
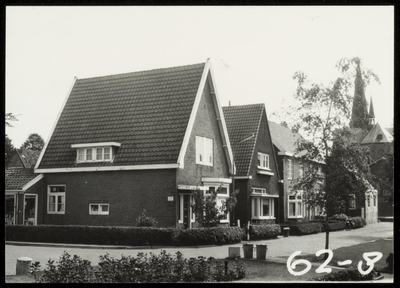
<box><xmin>5</xmin><ymin>5</ymin><xmax>394</xmax><ymax>283</ymax></box>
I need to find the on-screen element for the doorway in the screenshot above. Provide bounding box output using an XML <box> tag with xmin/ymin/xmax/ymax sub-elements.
<box><xmin>23</xmin><ymin>194</ymin><xmax>37</xmax><ymax>225</ymax></box>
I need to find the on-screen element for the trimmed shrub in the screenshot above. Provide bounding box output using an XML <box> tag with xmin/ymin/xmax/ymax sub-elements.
<box><xmin>173</xmin><ymin>227</ymin><xmax>242</xmax><ymax>246</ymax></box>
<box><xmin>312</xmin><ymin>266</ymin><xmax>378</xmax><ymax>281</ymax></box>
<box><xmin>349</xmin><ymin>216</ymin><xmax>366</xmax><ymax>229</ymax></box>
<box><xmin>322</xmin><ymin>221</ymin><xmax>346</xmax><ymax>232</ymax></box>
<box><xmin>135</xmin><ymin>209</ymin><xmax>158</xmax><ymax>227</ymax></box>
<box><xmin>6</xmin><ymin>225</ymin><xmax>242</xmax><ymax>246</ymax></box>
<box><xmin>31</xmin><ymin>250</ymin><xmax>247</xmax><ymax>283</ymax></box>
<box><xmin>249</xmin><ymin>224</ymin><xmax>281</xmax><ymax>240</ymax></box>
<box><xmin>280</xmin><ymin>222</ymin><xmax>323</xmax><ymax>236</ymax></box>
<box><xmin>329</xmin><ymin>213</ymin><xmax>348</xmax><ymax>222</ymax></box>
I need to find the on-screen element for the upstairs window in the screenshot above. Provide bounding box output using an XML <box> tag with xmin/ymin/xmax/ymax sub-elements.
<box><xmin>257</xmin><ymin>153</ymin><xmax>270</xmax><ymax>169</ymax></box>
<box><xmin>196</xmin><ymin>136</ymin><xmax>213</xmax><ymax>166</ymax></box>
<box><xmin>252</xmin><ymin>188</ymin><xmax>267</xmax><ymax>195</ymax></box>
<box><xmin>299</xmin><ymin>163</ymin><xmax>304</xmax><ymax>178</ymax></box>
<box><xmin>72</xmin><ymin>142</ymin><xmax>120</xmax><ymax>163</ymax></box>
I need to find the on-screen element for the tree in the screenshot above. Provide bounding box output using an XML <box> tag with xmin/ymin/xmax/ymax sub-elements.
<box><xmin>21</xmin><ymin>133</ymin><xmax>45</xmax><ymax>151</ymax></box>
<box><xmin>324</xmin><ymin>128</ymin><xmax>374</xmax><ymax>216</ymax></box>
<box><xmin>5</xmin><ymin>113</ymin><xmax>18</xmax><ymax>127</ymax></box>
<box><xmin>5</xmin><ymin>135</ymin><xmax>15</xmax><ymax>166</ymax></box>
<box><xmin>191</xmin><ymin>187</ymin><xmax>238</xmax><ymax>227</ymax></box>
<box><xmin>282</xmin><ymin>57</ymin><xmax>379</xmax><ymax>255</ymax></box>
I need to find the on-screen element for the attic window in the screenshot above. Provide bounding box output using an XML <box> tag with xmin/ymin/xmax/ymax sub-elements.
<box><xmin>376</xmin><ymin>134</ymin><xmax>383</xmax><ymax>141</ymax></box>
<box><xmin>71</xmin><ymin>142</ymin><xmax>121</xmax><ymax>163</ymax></box>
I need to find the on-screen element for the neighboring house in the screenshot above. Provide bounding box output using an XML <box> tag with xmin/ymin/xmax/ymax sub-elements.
<box><xmin>268</xmin><ymin>121</ymin><xmax>324</xmax><ymax>223</ymax></box>
<box><xmin>350</xmin><ymin>96</ymin><xmax>392</xmax><ymax>220</ymax></box>
<box><xmin>222</xmin><ymin>104</ymin><xmax>280</xmax><ymax>226</ymax></box>
<box><xmin>5</xmin><ymin>148</ymin><xmax>43</xmax><ymax>225</ymax></box>
<box><xmin>34</xmin><ymin>60</ymin><xmax>235</xmax><ymax>228</ymax></box>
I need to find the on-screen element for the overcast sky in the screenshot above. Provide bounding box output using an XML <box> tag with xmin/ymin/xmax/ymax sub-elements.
<box><xmin>6</xmin><ymin>6</ymin><xmax>394</xmax><ymax>148</ymax></box>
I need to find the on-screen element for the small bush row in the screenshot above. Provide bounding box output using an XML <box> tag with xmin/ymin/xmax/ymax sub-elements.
<box><xmin>249</xmin><ymin>224</ymin><xmax>281</xmax><ymax>240</ymax></box>
<box><xmin>6</xmin><ymin>225</ymin><xmax>242</xmax><ymax>246</ymax></box>
<box><xmin>31</xmin><ymin>251</ymin><xmax>247</xmax><ymax>283</ymax></box>
<box><xmin>312</xmin><ymin>266</ymin><xmax>378</xmax><ymax>281</ymax></box>
<box><xmin>349</xmin><ymin>216</ymin><xmax>367</xmax><ymax>229</ymax></box>
<box><xmin>280</xmin><ymin>222</ymin><xmax>322</xmax><ymax>236</ymax></box>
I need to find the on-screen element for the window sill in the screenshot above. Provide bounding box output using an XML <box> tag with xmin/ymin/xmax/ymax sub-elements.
<box><xmin>47</xmin><ymin>212</ymin><xmax>65</xmax><ymax>215</ymax></box>
<box><xmin>196</xmin><ymin>163</ymin><xmax>213</xmax><ymax>167</ymax></box>
<box><xmin>257</xmin><ymin>166</ymin><xmax>271</xmax><ymax>171</ymax></box>
<box><xmin>252</xmin><ymin>216</ymin><xmax>275</xmax><ymax>220</ymax></box>
<box><xmin>287</xmin><ymin>216</ymin><xmax>303</xmax><ymax>219</ymax></box>
<box><xmin>251</xmin><ymin>193</ymin><xmax>278</xmax><ymax>198</ymax></box>
<box><xmin>257</xmin><ymin>169</ymin><xmax>274</xmax><ymax>176</ymax></box>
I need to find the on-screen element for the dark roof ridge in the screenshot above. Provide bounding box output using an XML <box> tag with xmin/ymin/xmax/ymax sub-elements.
<box><xmin>223</xmin><ymin>103</ymin><xmax>265</xmax><ymax>109</ymax></box>
<box><xmin>77</xmin><ymin>62</ymin><xmax>206</xmax><ymax>81</ymax></box>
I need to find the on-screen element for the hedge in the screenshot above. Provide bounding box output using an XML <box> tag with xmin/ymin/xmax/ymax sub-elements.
<box><xmin>173</xmin><ymin>227</ymin><xmax>243</xmax><ymax>246</ymax></box>
<box><xmin>249</xmin><ymin>224</ymin><xmax>281</xmax><ymax>240</ymax></box>
<box><xmin>280</xmin><ymin>222</ymin><xmax>323</xmax><ymax>236</ymax></box>
<box><xmin>5</xmin><ymin>225</ymin><xmax>243</xmax><ymax>246</ymax></box>
<box><xmin>349</xmin><ymin>217</ymin><xmax>367</xmax><ymax>229</ymax></box>
<box><xmin>312</xmin><ymin>266</ymin><xmax>377</xmax><ymax>281</ymax></box>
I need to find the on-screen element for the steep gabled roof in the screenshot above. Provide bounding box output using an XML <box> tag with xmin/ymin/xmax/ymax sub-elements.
<box><xmin>268</xmin><ymin>121</ymin><xmax>305</xmax><ymax>154</ymax></box>
<box><xmin>18</xmin><ymin>148</ymin><xmax>41</xmax><ymax>168</ymax></box>
<box><xmin>37</xmin><ymin>62</ymin><xmax>207</xmax><ymax>169</ymax></box>
<box><xmin>222</xmin><ymin>104</ymin><xmax>264</xmax><ymax>176</ymax></box>
<box><xmin>361</xmin><ymin>122</ymin><xmax>394</xmax><ymax>144</ymax></box>
<box><xmin>5</xmin><ymin>167</ymin><xmax>37</xmax><ymax>190</ymax></box>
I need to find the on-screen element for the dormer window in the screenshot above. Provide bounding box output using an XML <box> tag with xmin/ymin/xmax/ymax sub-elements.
<box><xmin>376</xmin><ymin>134</ymin><xmax>383</xmax><ymax>141</ymax></box>
<box><xmin>257</xmin><ymin>152</ymin><xmax>270</xmax><ymax>169</ymax></box>
<box><xmin>71</xmin><ymin>142</ymin><xmax>121</xmax><ymax>163</ymax></box>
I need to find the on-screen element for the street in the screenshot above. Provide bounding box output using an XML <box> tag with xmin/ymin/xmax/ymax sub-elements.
<box><xmin>5</xmin><ymin>222</ymin><xmax>393</xmax><ymax>276</ymax></box>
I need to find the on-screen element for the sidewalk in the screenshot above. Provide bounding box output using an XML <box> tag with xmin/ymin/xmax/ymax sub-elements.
<box><xmin>5</xmin><ymin>222</ymin><xmax>393</xmax><ymax>277</ymax></box>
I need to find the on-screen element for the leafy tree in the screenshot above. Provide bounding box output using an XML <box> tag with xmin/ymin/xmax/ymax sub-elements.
<box><xmin>5</xmin><ymin>135</ymin><xmax>15</xmax><ymax>166</ymax></box>
<box><xmin>282</xmin><ymin>57</ymin><xmax>379</xmax><ymax>254</ymax></box>
<box><xmin>324</xmin><ymin>128</ymin><xmax>374</xmax><ymax>215</ymax></box>
<box><xmin>191</xmin><ymin>187</ymin><xmax>238</xmax><ymax>227</ymax></box>
<box><xmin>21</xmin><ymin>133</ymin><xmax>45</xmax><ymax>151</ymax></box>
<box><xmin>5</xmin><ymin>113</ymin><xmax>18</xmax><ymax>127</ymax></box>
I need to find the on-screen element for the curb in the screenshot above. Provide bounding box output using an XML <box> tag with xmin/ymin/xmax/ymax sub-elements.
<box><xmin>5</xmin><ymin>241</ymin><xmax>231</xmax><ymax>250</ymax></box>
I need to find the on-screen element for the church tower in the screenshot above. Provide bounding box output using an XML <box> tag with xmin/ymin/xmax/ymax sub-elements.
<box><xmin>367</xmin><ymin>96</ymin><xmax>376</xmax><ymax>130</ymax></box>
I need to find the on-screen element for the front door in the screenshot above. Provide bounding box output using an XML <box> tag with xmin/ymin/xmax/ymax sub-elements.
<box><xmin>183</xmin><ymin>194</ymin><xmax>191</xmax><ymax>229</ymax></box>
<box><xmin>24</xmin><ymin>194</ymin><xmax>37</xmax><ymax>225</ymax></box>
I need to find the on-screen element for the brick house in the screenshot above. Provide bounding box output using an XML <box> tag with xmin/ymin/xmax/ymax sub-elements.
<box><xmin>34</xmin><ymin>60</ymin><xmax>234</xmax><ymax>228</ymax></box>
<box><xmin>268</xmin><ymin>121</ymin><xmax>325</xmax><ymax>223</ymax></box>
<box><xmin>5</xmin><ymin>149</ymin><xmax>43</xmax><ymax>225</ymax></box>
<box><xmin>222</xmin><ymin>104</ymin><xmax>280</xmax><ymax>226</ymax></box>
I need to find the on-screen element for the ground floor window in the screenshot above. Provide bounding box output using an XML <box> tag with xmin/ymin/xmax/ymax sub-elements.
<box><xmin>48</xmin><ymin>185</ymin><xmax>65</xmax><ymax>214</ymax></box>
<box><xmin>252</xmin><ymin>197</ymin><xmax>275</xmax><ymax>219</ymax></box>
<box><xmin>89</xmin><ymin>203</ymin><xmax>109</xmax><ymax>215</ymax></box>
<box><xmin>349</xmin><ymin>194</ymin><xmax>356</xmax><ymax>210</ymax></box>
<box><xmin>288</xmin><ymin>191</ymin><xmax>304</xmax><ymax>218</ymax></box>
<box><xmin>5</xmin><ymin>194</ymin><xmax>16</xmax><ymax>225</ymax></box>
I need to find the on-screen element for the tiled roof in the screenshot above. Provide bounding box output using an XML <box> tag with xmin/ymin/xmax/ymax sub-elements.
<box><xmin>222</xmin><ymin>104</ymin><xmax>264</xmax><ymax>176</ymax></box>
<box><xmin>19</xmin><ymin>148</ymin><xmax>41</xmax><ymax>168</ymax></box>
<box><xmin>5</xmin><ymin>167</ymin><xmax>37</xmax><ymax>190</ymax></box>
<box><xmin>349</xmin><ymin>128</ymin><xmax>368</xmax><ymax>143</ymax></box>
<box><xmin>268</xmin><ymin>121</ymin><xmax>305</xmax><ymax>154</ymax></box>
<box><xmin>385</xmin><ymin>127</ymin><xmax>393</xmax><ymax>136</ymax></box>
<box><xmin>361</xmin><ymin>122</ymin><xmax>393</xmax><ymax>144</ymax></box>
<box><xmin>38</xmin><ymin>63</ymin><xmax>206</xmax><ymax>168</ymax></box>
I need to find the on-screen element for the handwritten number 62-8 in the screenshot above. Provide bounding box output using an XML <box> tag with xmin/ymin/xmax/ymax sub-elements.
<box><xmin>287</xmin><ymin>249</ymin><xmax>382</xmax><ymax>276</ymax></box>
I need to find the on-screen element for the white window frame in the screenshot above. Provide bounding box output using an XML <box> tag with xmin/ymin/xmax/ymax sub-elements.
<box><xmin>287</xmin><ymin>158</ymin><xmax>293</xmax><ymax>180</ymax></box>
<box><xmin>298</xmin><ymin>163</ymin><xmax>304</xmax><ymax>178</ymax></box>
<box><xmin>47</xmin><ymin>185</ymin><xmax>66</xmax><ymax>214</ymax></box>
<box><xmin>203</xmin><ymin>184</ymin><xmax>230</xmax><ymax>223</ymax></box>
<box><xmin>257</xmin><ymin>152</ymin><xmax>270</xmax><ymax>170</ymax></box>
<box><xmin>76</xmin><ymin>147</ymin><xmax>113</xmax><ymax>163</ymax></box>
<box><xmin>89</xmin><ymin>203</ymin><xmax>109</xmax><ymax>215</ymax></box>
<box><xmin>5</xmin><ymin>193</ymin><xmax>17</xmax><ymax>225</ymax></box>
<box><xmin>349</xmin><ymin>194</ymin><xmax>356</xmax><ymax>210</ymax></box>
<box><xmin>251</xmin><ymin>188</ymin><xmax>267</xmax><ymax>195</ymax></box>
<box><xmin>252</xmin><ymin>197</ymin><xmax>275</xmax><ymax>219</ymax></box>
<box><xmin>288</xmin><ymin>191</ymin><xmax>304</xmax><ymax>219</ymax></box>
<box><xmin>196</xmin><ymin>136</ymin><xmax>213</xmax><ymax>166</ymax></box>
<box><xmin>23</xmin><ymin>194</ymin><xmax>38</xmax><ymax>225</ymax></box>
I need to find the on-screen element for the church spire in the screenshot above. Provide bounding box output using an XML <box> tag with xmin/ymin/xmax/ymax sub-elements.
<box><xmin>349</xmin><ymin>60</ymin><xmax>369</xmax><ymax>130</ymax></box>
<box><xmin>368</xmin><ymin>95</ymin><xmax>376</xmax><ymax>128</ymax></box>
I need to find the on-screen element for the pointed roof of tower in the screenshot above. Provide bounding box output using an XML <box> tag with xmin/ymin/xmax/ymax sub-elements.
<box><xmin>369</xmin><ymin>96</ymin><xmax>375</xmax><ymax>119</ymax></box>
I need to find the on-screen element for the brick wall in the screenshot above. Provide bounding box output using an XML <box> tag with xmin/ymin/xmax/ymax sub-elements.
<box><xmin>42</xmin><ymin>169</ymin><xmax>177</xmax><ymax>227</ymax></box>
<box><xmin>176</xmin><ymin>78</ymin><xmax>230</xmax><ymax>185</ymax></box>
